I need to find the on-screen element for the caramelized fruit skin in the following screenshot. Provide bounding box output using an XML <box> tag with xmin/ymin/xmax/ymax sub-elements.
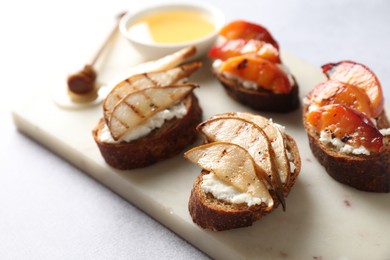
<box><xmin>219</xmin><ymin>20</ymin><xmax>279</xmax><ymax>50</ymax></box>
<box><xmin>306</xmin><ymin>104</ymin><xmax>384</xmax><ymax>153</ymax></box>
<box><xmin>208</xmin><ymin>39</ymin><xmax>281</xmax><ymax>63</ymax></box>
<box><xmin>308</xmin><ymin>80</ymin><xmax>373</xmax><ymax>117</ymax></box>
<box><xmin>220</xmin><ymin>55</ymin><xmax>292</xmax><ymax>94</ymax></box>
<box><xmin>322</xmin><ymin>61</ymin><xmax>384</xmax><ymax>118</ymax></box>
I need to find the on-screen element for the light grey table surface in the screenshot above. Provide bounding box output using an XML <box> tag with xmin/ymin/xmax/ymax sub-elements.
<box><xmin>1</xmin><ymin>0</ymin><xmax>389</xmax><ymax>259</ymax></box>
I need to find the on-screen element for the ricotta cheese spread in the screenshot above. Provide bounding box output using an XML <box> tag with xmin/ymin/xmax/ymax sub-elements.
<box><xmin>379</xmin><ymin>128</ymin><xmax>390</xmax><ymax>136</ymax></box>
<box><xmin>286</xmin><ymin>149</ymin><xmax>296</xmax><ymax>174</ymax></box>
<box><xmin>319</xmin><ymin>130</ymin><xmax>371</xmax><ymax>155</ymax></box>
<box><xmin>99</xmin><ymin>102</ymin><xmax>188</xmax><ymax>143</ymax></box>
<box><xmin>201</xmin><ymin>172</ymin><xmax>271</xmax><ymax>207</ymax></box>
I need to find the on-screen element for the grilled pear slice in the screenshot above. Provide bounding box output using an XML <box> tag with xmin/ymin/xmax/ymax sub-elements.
<box><xmin>105</xmin><ymin>46</ymin><xmax>197</xmax><ymax>91</ymax></box>
<box><xmin>109</xmin><ymin>83</ymin><xmax>197</xmax><ymax>141</ymax></box>
<box><xmin>103</xmin><ymin>62</ymin><xmax>202</xmax><ymax>122</ymax></box>
<box><xmin>225</xmin><ymin>112</ymin><xmax>290</xmax><ymax>184</ymax></box>
<box><xmin>184</xmin><ymin>142</ymin><xmax>273</xmax><ymax>208</ymax></box>
<box><xmin>197</xmin><ymin>116</ymin><xmax>285</xmax><ymax>208</ymax></box>
<box><xmin>135</xmin><ymin>45</ymin><xmax>196</xmax><ymax>75</ymax></box>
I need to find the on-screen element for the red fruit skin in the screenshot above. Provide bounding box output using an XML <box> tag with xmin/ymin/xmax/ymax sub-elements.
<box><xmin>220</xmin><ymin>55</ymin><xmax>292</xmax><ymax>94</ymax></box>
<box><xmin>219</xmin><ymin>20</ymin><xmax>279</xmax><ymax>50</ymax></box>
<box><xmin>322</xmin><ymin>61</ymin><xmax>384</xmax><ymax>118</ymax></box>
<box><xmin>306</xmin><ymin>104</ymin><xmax>384</xmax><ymax>153</ymax></box>
<box><xmin>307</xmin><ymin>80</ymin><xmax>373</xmax><ymax>117</ymax></box>
<box><xmin>208</xmin><ymin>39</ymin><xmax>281</xmax><ymax>63</ymax></box>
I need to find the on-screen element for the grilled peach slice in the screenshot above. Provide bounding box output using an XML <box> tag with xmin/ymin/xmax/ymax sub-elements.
<box><xmin>219</xmin><ymin>55</ymin><xmax>292</xmax><ymax>94</ymax></box>
<box><xmin>322</xmin><ymin>61</ymin><xmax>384</xmax><ymax>118</ymax></box>
<box><xmin>306</xmin><ymin>104</ymin><xmax>384</xmax><ymax>153</ymax></box>
<box><xmin>307</xmin><ymin>80</ymin><xmax>373</xmax><ymax>117</ymax></box>
<box><xmin>208</xmin><ymin>39</ymin><xmax>281</xmax><ymax>63</ymax></box>
<box><xmin>219</xmin><ymin>20</ymin><xmax>279</xmax><ymax>49</ymax></box>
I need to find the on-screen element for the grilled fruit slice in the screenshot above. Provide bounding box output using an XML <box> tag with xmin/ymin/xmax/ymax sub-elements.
<box><xmin>184</xmin><ymin>142</ymin><xmax>273</xmax><ymax>209</ymax></box>
<box><xmin>208</xmin><ymin>39</ymin><xmax>281</xmax><ymax>63</ymax></box>
<box><xmin>219</xmin><ymin>55</ymin><xmax>292</xmax><ymax>94</ymax></box>
<box><xmin>110</xmin><ymin>45</ymin><xmax>196</xmax><ymax>83</ymax></box>
<box><xmin>103</xmin><ymin>62</ymin><xmax>201</xmax><ymax>122</ymax></box>
<box><xmin>109</xmin><ymin>83</ymin><xmax>197</xmax><ymax>141</ymax></box>
<box><xmin>141</xmin><ymin>45</ymin><xmax>196</xmax><ymax>71</ymax></box>
<box><xmin>93</xmin><ymin>93</ymin><xmax>202</xmax><ymax>170</ymax></box>
<box><xmin>305</xmin><ymin>104</ymin><xmax>384</xmax><ymax>153</ymax></box>
<box><xmin>197</xmin><ymin>116</ymin><xmax>285</xmax><ymax>208</ymax></box>
<box><xmin>307</xmin><ymin>80</ymin><xmax>373</xmax><ymax>117</ymax></box>
<box><xmin>187</xmin><ymin>113</ymin><xmax>302</xmax><ymax>230</ymax></box>
<box><xmin>226</xmin><ymin>112</ymin><xmax>291</xmax><ymax>184</ymax></box>
<box><xmin>322</xmin><ymin>61</ymin><xmax>384</xmax><ymax>118</ymax></box>
<box><xmin>219</xmin><ymin>20</ymin><xmax>279</xmax><ymax>49</ymax></box>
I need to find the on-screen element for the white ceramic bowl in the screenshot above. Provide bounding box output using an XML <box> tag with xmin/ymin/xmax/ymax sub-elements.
<box><xmin>119</xmin><ymin>2</ymin><xmax>225</xmax><ymax>60</ymax></box>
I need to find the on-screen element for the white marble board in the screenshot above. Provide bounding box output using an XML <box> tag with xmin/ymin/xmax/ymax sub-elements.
<box><xmin>12</xmin><ymin>35</ymin><xmax>390</xmax><ymax>260</ymax></box>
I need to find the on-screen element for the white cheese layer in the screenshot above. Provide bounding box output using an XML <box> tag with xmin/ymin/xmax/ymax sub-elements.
<box><xmin>319</xmin><ymin>130</ymin><xmax>371</xmax><ymax>155</ymax></box>
<box><xmin>286</xmin><ymin>149</ymin><xmax>296</xmax><ymax>174</ymax></box>
<box><xmin>380</xmin><ymin>128</ymin><xmax>390</xmax><ymax>136</ymax></box>
<box><xmin>201</xmin><ymin>173</ymin><xmax>270</xmax><ymax>207</ymax></box>
<box><xmin>99</xmin><ymin>102</ymin><xmax>187</xmax><ymax>143</ymax></box>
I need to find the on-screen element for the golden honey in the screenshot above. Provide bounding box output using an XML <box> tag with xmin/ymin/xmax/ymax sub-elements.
<box><xmin>128</xmin><ymin>9</ymin><xmax>215</xmax><ymax>44</ymax></box>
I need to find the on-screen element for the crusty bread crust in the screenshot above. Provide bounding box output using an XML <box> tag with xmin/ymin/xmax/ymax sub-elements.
<box><xmin>307</xmin><ymin>133</ymin><xmax>389</xmax><ymax>192</ymax></box>
<box><xmin>188</xmin><ymin>170</ymin><xmax>269</xmax><ymax>231</ymax></box>
<box><xmin>188</xmin><ymin>133</ymin><xmax>301</xmax><ymax>231</ymax></box>
<box><xmin>93</xmin><ymin>94</ymin><xmax>202</xmax><ymax>170</ymax></box>
<box><xmin>213</xmin><ymin>68</ymin><xmax>300</xmax><ymax>113</ymax></box>
<box><xmin>282</xmin><ymin>134</ymin><xmax>302</xmax><ymax>197</ymax></box>
<box><xmin>304</xmin><ymin>105</ymin><xmax>390</xmax><ymax>192</ymax></box>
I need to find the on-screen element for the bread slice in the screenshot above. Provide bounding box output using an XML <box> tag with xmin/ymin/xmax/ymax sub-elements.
<box><xmin>304</xmin><ymin>105</ymin><xmax>390</xmax><ymax>192</ymax></box>
<box><xmin>213</xmin><ymin>68</ymin><xmax>300</xmax><ymax>112</ymax></box>
<box><xmin>93</xmin><ymin>94</ymin><xmax>202</xmax><ymax>170</ymax></box>
<box><xmin>188</xmin><ymin>133</ymin><xmax>301</xmax><ymax>231</ymax></box>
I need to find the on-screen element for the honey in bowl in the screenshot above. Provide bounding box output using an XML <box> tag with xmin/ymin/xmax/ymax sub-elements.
<box><xmin>127</xmin><ymin>9</ymin><xmax>216</xmax><ymax>44</ymax></box>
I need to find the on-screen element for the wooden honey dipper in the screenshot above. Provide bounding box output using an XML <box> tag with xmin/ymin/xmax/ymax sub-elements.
<box><xmin>67</xmin><ymin>12</ymin><xmax>126</xmax><ymax>103</ymax></box>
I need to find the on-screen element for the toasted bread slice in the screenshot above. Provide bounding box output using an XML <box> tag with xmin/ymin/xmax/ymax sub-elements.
<box><xmin>213</xmin><ymin>67</ymin><xmax>300</xmax><ymax>112</ymax></box>
<box><xmin>188</xmin><ymin>131</ymin><xmax>301</xmax><ymax>231</ymax></box>
<box><xmin>93</xmin><ymin>94</ymin><xmax>202</xmax><ymax>170</ymax></box>
<box><xmin>304</xmin><ymin>104</ymin><xmax>390</xmax><ymax>192</ymax></box>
